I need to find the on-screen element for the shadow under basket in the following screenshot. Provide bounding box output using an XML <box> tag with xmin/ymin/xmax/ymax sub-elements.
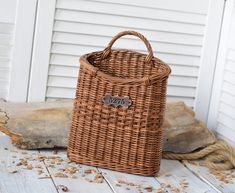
<box><xmin>68</xmin><ymin>31</ymin><xmax>171</xmax><ymax>176</ymax></box>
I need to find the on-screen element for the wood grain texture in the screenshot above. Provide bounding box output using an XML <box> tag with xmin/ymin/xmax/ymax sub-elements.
<box><xmin>42</xmin><ymin>0</ymin><xmax>211</xmax><ymax>110</ymax></box>
<box><xmin>0</xmin><ymin>133</ymin><xmax>58</xmax><ymax>193</ymax></box>
<box><xmin>0</xmin><ymin>100</ymin><xmax>216</xmax><ymax>153</ymax></box>
<box><xmin>157</xmin><ymin>159</ymin><xmax>218</xmax><ymax>193</ymax></box>
<box><xmin>98</xmin><ymin>167</ymin><xmax>164</xmax><ymax>193</ymax></box>
<box><xmin>0</xmin><ymin>133</ymin><xmax>229</xmax><ymax>193</ymax></box>
<box><xmin>41</xmin><ymin>150</ymin><xmax>113</xmax><ymax>193</ymax></box>
<box><xmin>183</xmin><ymin>160</ymin><xmax>235</xmax><ymax>193</ymax></box>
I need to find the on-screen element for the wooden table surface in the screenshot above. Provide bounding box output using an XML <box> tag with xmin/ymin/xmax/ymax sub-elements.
<box><xmin>0</xmin><ymin>133</ymin><xmax>234</xmax><ymax>193</ymax></box>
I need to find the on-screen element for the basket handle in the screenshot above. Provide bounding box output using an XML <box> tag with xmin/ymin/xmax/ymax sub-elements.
<box><xmin>102</xmin><ymin>31</ymin><xmax>154</xmax><ymax>63</ymax></box>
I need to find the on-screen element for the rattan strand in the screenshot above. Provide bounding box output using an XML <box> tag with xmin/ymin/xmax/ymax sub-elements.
<box><xmin>68</xmin><ymin>31</ymin><xmax>171</xmax><ymax>176</ymax></box>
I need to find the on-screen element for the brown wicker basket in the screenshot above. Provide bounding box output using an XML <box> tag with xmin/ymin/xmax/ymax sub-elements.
<box><xmin>68</xmin><ymin>31</ymin><xmax>171</xmax><ymax>176</ymax></box>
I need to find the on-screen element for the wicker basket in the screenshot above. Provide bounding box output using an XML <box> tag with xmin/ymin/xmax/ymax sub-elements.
<box><xmin>68</xmin><ymin>31</ymin><xmax>171</xmax><ymax>176</ymax></box>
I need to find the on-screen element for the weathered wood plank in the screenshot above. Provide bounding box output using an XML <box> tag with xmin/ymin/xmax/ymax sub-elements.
<box><xmin>0</xmin><ymin>133</ymin><xmax>58</xmax><ymax>193</ymax></box>
<box><xmin>183</xmin><ymin>160</ymin><xmax>235</xmax><ymax>193</ymax></box>
<box><xmin>98</xmin><ymin>168</ymin><xmax>164</xmax><ymax>193</ymax></box>
<box><xmin>156</xmin><ymin>159</ymin><xmax>219</xmax><ymax>193</ymax></box>
<box><xmin>40</xmin><ymin>150</ymin><xmax>114</xmax><ymax>193</ymax></box>
<box><xmin>0</xmin><ymin>100</ymin><xmax>216</xmax><ymax>153</ymax></box>
<box><xmin>0</xmin><ymin>133</ymin><xmax>225</xmax><ymax>193</ymax></box>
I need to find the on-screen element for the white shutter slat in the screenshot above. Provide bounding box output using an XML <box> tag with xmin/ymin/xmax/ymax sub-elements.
<box><xmin>0</xmin><ymin>34</ymin><xmax>13</xmax><ymax>45</ymax></box>
<box><xmin>51</xmin><ymin>43</ymin><xmax>200</xmax><ymax>66</ymax></box>
<box><xmin>57</xmin><ymin>0</ymin><xmax>206</xmax><ymax>25</ymax></box>
<box><xmin>45</xmin><ymin>0</ymin><xmax>209</xmax><ymax>107</ymax></box>
<box><xmin>168</xmin><ymin>76</ymin><xmax>197</xmax><ymax>87</ymax></box>
<box><xmin>218</xmin><ymin>113</ymin><xmax>235</xmax><ymax>129</ymax></box>
<box><xmin>227</xmin><ymin>48</ymin><xmax>235</xmax><ymax>61</ymax></box>
<box><xmin>0</xmin><ymin>22</ymin><xmax>14</xmax><ymax>100</ymax></box>
<box><xmin>0</xmin><ymin>68</ymin><xmax>10</xmax><ymax>79</ymax></box>
<box><xmin>167</xmin><ymin>86</ymin><xmax>195</xmax><ymax>97</ymax></box>
<box><xmin>54</xmin><ymin>21</ymin><xmax>203</xmax><ymax>46</ymax></box>
<box><xmin>209</xmin><ymin>1</ymin><xmax>235</xmax><ymax>144</ymax></box>
<box><xmin>220</xmin><ymin>92</ymin><xmax>235</xmax><ymax>108</ymax></box>
<box><xmin>224</xmin><ymin>70</ymin><xmax>235</xmax><ymax>83</ymax></box>
<box><xmin>55</xmin><ymin>9</ymin><xmax>205</xmax><ymax>35</ymax></box>
<box><xmin>0</xmin><ymin>22</ymin><xmax>14</xmax><ymax>34</ymax></box>
<box><xmin>0</xmin><ymin>79</ymin><xmax>9</xmax><ymax>87</ymax></box>
<box><xmin>217</xmin><ymin>123</ymin><xmax>235</xmax><ymax>143</ymax></box>
<box><xmin>47</xmin><ymin>87</ymin><xmax>75</xmax><ymax>98</ymax></box>
<box><xmin>219</xmin><ymin>103</ymin><xmax>235</xmax><ymax>119</ymax></box>
<box><xmin>87</xmin><ymin>0</ymin><xmax>209</xmax><ymax>14</ymax></box>
<box><xmin>52</xmin><ymin>32</ymin><xmax>202</xmax><ymax>56</ymax></box>
<box><xmin>48</xmin><ymin>64</ymin><xmax>198</xmax><ymax>78</ymax></box>
<box><xmin>225</xmin><ymin>60</ymin><xmax>235</xmax><ymax>73</ymax></box>
<box><xmin>50</xmin><ymin>54</ymin><xmax>78</xmax><ymax>66</ymax></box>
<box><xmin>47</xmin><ymin>76</ymin><xmax>77</xmax><ymax>88</ymax></box>
<box><xmin>0</xmin><ymin>45</ymin><xmax>12</xmax><ymax>57</ymax></box>
<box><xmin>48</xmin><ymin>65</ymin><xmax>78</xmax><ymax>77</ymax></box>
<box><xmin>222</xmin><ymin>81</ymin><xmax>235</xmax><ymax>95</ymax></box>
<box><xmin>0</xmin><ymin>57</ymin><xmax>10</xmax><ymax>66</ymax></box>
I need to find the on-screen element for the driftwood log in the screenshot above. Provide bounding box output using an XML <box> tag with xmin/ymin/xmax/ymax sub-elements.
<box><xmin>0</xmin><ymin>100</ymin><xmax>216</xmax><ymax>153</ymax></box>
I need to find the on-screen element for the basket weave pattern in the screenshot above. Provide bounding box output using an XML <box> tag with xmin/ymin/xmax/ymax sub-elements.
<box><xmin>68</xmin><ymin>31</ymin><xmax>171</xmax><ymax>176</ymax></box>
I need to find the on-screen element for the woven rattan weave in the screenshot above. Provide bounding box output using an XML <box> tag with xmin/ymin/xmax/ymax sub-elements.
<box><xmin>68</xmin><ymin>31</ymin><xmax>171</xmax><ymax>176</ymax></box>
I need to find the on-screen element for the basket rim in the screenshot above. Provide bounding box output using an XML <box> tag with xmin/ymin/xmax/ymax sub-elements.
<box><xmin>80</xmin><ymin>49</ymin><xmax>171</xmax><ymax>85</ymax></box>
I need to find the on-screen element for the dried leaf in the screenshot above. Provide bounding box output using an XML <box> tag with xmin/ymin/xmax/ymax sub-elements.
<box><xmin>8</xmin><ymin>168</ymin><xmax>17</xmax><ymax>174</ymax></box>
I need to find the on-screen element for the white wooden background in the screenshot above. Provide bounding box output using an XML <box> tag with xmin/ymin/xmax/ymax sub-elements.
<box><xmin>0</xmin><ymin>0</ymin><xmax>17</xmax><ymax>99</ymax></box>
<box><xmin>208</xmin><ymin>0</ymin><xmax>235</xmax><ymax>146</ymax></box>
<box><xmin>1</xmin><ymin>0</ymin><xmax>235</xmax><ymax>145</ymax></box>
<box><xmin>0</xmin><ymin>0</ymin><xmax>37</xmax><ymax>102</ymax></box>
<box><xmin>28</xmin><ymin>0</ymin><xmax>224</xmax><ymax>124</ymax></box>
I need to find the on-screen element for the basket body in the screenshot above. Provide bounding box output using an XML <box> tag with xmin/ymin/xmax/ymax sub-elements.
<box><xmin>68</xmin><ymin>31</ymin><xmax>171</xmax><ymax>176</ymax></box>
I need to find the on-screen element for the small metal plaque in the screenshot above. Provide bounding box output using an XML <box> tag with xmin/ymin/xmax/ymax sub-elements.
<box><xmin>102</xmin><ymin>93</ymin><xmax>132</xmax><ymax>108</ymax></box>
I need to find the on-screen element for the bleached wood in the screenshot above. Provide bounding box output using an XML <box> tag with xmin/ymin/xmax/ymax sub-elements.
<box><xmin>219</xmin><ymin>102</ymin><xmax>235</xmax><ymax>119</ymax></box>
<box><xmin>183</xmin><ymin>160</ymin><xmax>235</xmax><ymax>193</ymax></box>
<box><xmin>220</xmin><ymin>92</ymin><xmax>235</xmax><ymax>108</ymax></box>
<box><xmin>27</xmin><ymin>0</ymin><xmax>57</xmax><ymax>102</ymax></box>
<box><xmin>98</xmin><ymin>167</ymin><xmax>163</xmax><ymax>193</ymax></box>
<box><xmin>0</xmin><ymin>34</ymin><xmax>13</xmax><ymax>45</ymax></box>
<box><xmin>0</xmin><ymin>134</ymin><xmax>58</xmax><ymax>193</ymax></box>
<box><xmin>223</xmin><ymin>71</ymin><xmax>235</xmax><ymax>85</ymax></box>
<box><xmin>195</xmin><ymin>0</ymin><xmax>225</xmax><ymax>122</ymax></box>
<box><xmin>0</xmin><ymin>23</ymin><xmax>14</xmax><ymax>34</ymax></box>
<box><xmin>0</xmin><ymin>0</ymin><xmax>17</xmax><ymax>23</ymax></box>
<box><xmin>0</xmin><ymin>100</ymin><xmax>215</xmax><ymax>153</ymax></box>
<box><xmin>218</xmin><ymin>113</ymin><xmax>235</xmax><ymax>128</ymax></box>
<box><xmin>227</xmin><ymin>48</ymin><xmax>235</xmax><ymax>60</ymax></box>
<box><xmin>216</xmin><ymin>133</ymin><xmax>235</xmax><ymax>148</ymax></box>
<box><xmin>55</xmin><ymin>9</ymin><xmax>205</xmax><ymax>35</ymax></box>
<box><xmin>0</xmin><ymin>2</ymin><xmax>15</xmax><ymax>101</ymax></box>
<box><xmin>8</xmin><ymin>0</ymin><xmax>37</xmax><ymax>102</ymax></box>
<box><xmin>225</xmin><ymin>61</ymin><xmax>235</xmax><ymax>73</ymax></box>
<box><xmin>50</xmin><ymin>44</ymin><xmax>201</xmax><ymax>66</ymax></box>
<box><xmin>53</xmin><ymin>21</ymin><xmax>204</xmax><ymax>46</ymax></box>
<box><xmin>216</xmin><ymin>123</ymin><xmax>235</xmax><ymax>143</ymax></box>
<box><xmin>0</xmin><ymin>45</ymin><xmax>12</xmax><ymax>57</ymax></box>
<box><xmin>57</xmin><ymin>0</ymin><xmax>206</xmax><ymax>25</ymax></box>
<box><xmin>52</xmin><ymin>32</ymin><xmax>202</xmax><ymax>56</ymax></box>
<box><xmin>41</xmin><ymin>150</ymin><xmax>113</xmax><ymax>193</ymax></box>
<box><xmin>0</xmin><ymin>133</ymin><xmax>223</xmax><ymax>193</ymax></box>
<box><xmin>157</xmin><ymin>159</ymin><xmax>218</xmax><ymax>193</ymax></box>
<box><xmin>85</xmin><ymin>0</ymin><xmax>209</xmax><ymax>14</ymax></box>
